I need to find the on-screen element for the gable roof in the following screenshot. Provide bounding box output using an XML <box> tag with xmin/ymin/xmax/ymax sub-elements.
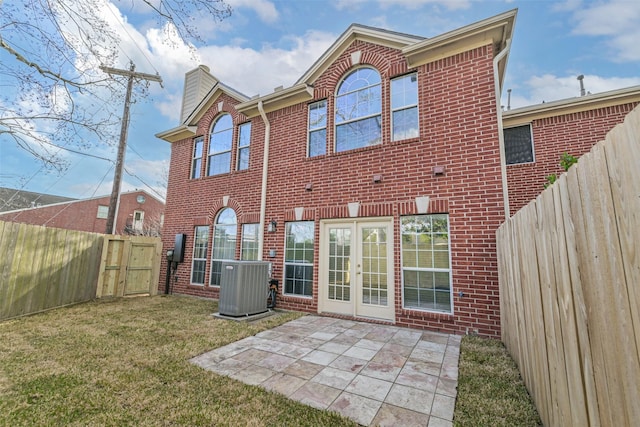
<box><xmin>237</xmin><ymin>10</ymin><xmax>517</xmax><ymax>118</ymax></box>
<box><xmin>0</xmin><ymin>189</ymin><xmax>164</xmax><ymax>215</ymax></box>
<box><xmin>296</xmin><ymin>24</ymin><xmax>425</xmax><ymax>86</ymax></box>
<box><xmin>158</xmin><ymin>10</ymin><xmax>518</xmax><ymax>138</ymax></box>
<box><xmin>402</xmin><ymin>9</ymin><xmax>516</xmax><ymax>88</ymax></box>
<box><xmin>0</xmin><ymin>187</ymin><xmax>76</xmax><ymax>212</ymax></box>
<box><xmin>156</xmin><ymin>77</ymin><xmax>250</xmax><ymax>143</ymax></box>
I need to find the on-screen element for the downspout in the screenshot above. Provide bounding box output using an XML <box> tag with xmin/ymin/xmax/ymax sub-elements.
<box><xmin>493</xmin><ymin>39</ymin><xmax>512</xmax><ymax>219</ymax></box>
<box><xmin>257</xmin><ymin>100</ymin><xmax>270</xmax><ymax>261</ymax></box>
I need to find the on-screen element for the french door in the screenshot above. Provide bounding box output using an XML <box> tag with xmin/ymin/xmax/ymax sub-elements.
<box><xmin>318</xmin><ymin>218</ymin><xmax>395</xmax><ymax>321</ymax></box>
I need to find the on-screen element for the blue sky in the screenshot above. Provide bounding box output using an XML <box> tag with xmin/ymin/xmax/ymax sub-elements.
<box><xmin>1</xmin><ymin>0</ymin><xmax>639</xmax><ymax>202</ymax></box>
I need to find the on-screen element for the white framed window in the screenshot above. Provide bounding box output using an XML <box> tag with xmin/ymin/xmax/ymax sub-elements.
<box><xmin>237</xmin><ymin>122</ymin><xmax>251</xmax><ymax>171</ymax></box>
<box><xmin>97</xmin><ymin>205</ymin><xmax>109</xmax><ymax>219</ymax></box>
<box><xmin>133</xmin><ymin>210</ymin><xmax>144</xmax><ymax>232</ymax></box>
<box><xmin>504</xmin><ymin>124</ymin><xmax>535</xmax><ymax>165</ymax></box>
<box><xmin>207</xmin><ymin>114</ymin><xmax>233</xmax><ymax>176</ymax></box>
<box><xmin>308</xmin><ymin>100</ymin><xmax>327</xmax><ymax>157</ymax></box>
<box><xmin>401</xmin><ymin>214</ymin><xmax>452</xmax><ymax>313</ymax></box>
<box><xmin>391</xmin><ymin>73</ymin><xmax>418</xmax><ymax>141</ymax></box>
<box><xmin>284</xmin><ymin>221</ymin><xmax>314</xmax><ymax>297</ymax></box>
<box><xmin>240</xmin><ymin>223</ymin><xmax>259</xmax><ymax>260</ymax></box>
<box><xmin>210</xmin><ymin>208</ymin><xmax>237</xmax><ymax>286</ymax></box>
<box><xmin>191</xmin><ymin>136</ymin><xmax>204</xmax><ymax>179</ymax></box>
<box><xmin>335</xmin><ymin>67</ymin><xmax>382</xmax><ymax>152</ymax></box>
<box><xmin>191</xmin><ymin>226</ymin><xmax>209</xmax><ymax>285</ymax></box>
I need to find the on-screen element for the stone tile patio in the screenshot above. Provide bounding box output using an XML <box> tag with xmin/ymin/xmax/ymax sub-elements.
<box><xmin>191</xmin><ymin>315</ymin><xmax>460</xmax><ymax>426</ymax></box>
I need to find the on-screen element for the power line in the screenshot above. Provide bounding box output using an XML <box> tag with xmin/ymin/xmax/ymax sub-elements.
<box><xmin>100</xmin><ymin>62</ymin><xmax>162</xmax><ymax>234</ymax></box>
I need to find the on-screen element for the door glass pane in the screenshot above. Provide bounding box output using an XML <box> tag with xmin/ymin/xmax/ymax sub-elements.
<box><xmin>328</xmin><ymin>227</ymin><xmax>351</xmax><ymax>301</ymax></box>
<box><xmin>360</xmin><ymin>226</ymin><xmax>388</xmax><ymax>307</ymax></box>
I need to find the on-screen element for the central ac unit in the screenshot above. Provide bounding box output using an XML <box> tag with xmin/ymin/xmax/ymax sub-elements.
<box><xmin>218</xmin><ymin>260</ymin><xmax>270</xmax><ymax>317</ymax></box>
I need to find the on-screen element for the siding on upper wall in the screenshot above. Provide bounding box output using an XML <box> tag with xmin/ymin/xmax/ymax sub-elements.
<box><xmin>180</xmin><ymin>66</ymin><xmax>218</xmax><ymax>124</ymax></box>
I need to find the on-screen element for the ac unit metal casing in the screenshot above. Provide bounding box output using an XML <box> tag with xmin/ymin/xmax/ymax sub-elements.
<box><xmin>218</xmin><ymin>261</ymin><xmax>270</xmax><ymax>317</ymax></box>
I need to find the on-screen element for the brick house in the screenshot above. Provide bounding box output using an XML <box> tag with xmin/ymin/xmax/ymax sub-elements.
<box><xmin>0</xmin><ymin>190</ymin><xmax>165</xmax><ymax>236</ymax></box>
<box><xmin>156</xmin><ymin>9</ymin><xmax>639</xmax><ymax>338</ymax></box>
<box><xmin>503</xmin><ymin>87</ymin><xmax>640</xmax><ymax>212</ymax></box>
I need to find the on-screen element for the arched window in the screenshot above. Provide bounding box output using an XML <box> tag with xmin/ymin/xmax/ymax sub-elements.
<box><xmin>207</xmin><ymin>114</ymin><xmax>233</xmax><ymax>176</ymax></box>
<box><xmin>335</xmin><ymin>67</ymin><xmax>382</xmax><ymax>152</ymax></box>
<box><xmin>210</xmin><ymin>208</ymin><xmax>237</xmax><ymax>286</ymax></box>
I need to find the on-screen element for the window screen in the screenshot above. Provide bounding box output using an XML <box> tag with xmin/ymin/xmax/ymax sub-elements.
<box><xmin>504</xmin><ymin>124</ymin><xmax>534</xmax><ymax>165</ymax></box>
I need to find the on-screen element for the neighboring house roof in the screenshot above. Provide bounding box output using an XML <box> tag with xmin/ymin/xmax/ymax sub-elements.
<box><xmin>0</xmin><ymin>187</ymin><xmax>76</xmax><ymax>213</ymax></box>
<box><xmin>157</xmin><ymin>9</ymin><xmax>518</xmax><ymax>141</ymax></box>
<box><xmin>503</xmin><ymin>85</ymin><xmax>640</xmax><ymax>127</ymax></box>
<box><xmin>0</xmin><ymin>189</ymin><xmax>164</xmax><ymax>215</ymax></box>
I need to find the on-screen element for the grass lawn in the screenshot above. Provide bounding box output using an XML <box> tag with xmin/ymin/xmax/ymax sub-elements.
<box><xmin>0</xmin><ymin>295</ymin><xmax>540</xmax><ymax>426</ymax></box>
<box><xmin>454</xmin><ymin>335</ymin><xmax>542</xmax><ymax>426</ymax></box>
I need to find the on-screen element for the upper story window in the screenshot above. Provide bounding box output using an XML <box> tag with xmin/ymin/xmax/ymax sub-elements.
<box><xmin>308</xmin><ymin>100</ymin><xmax>327</xmax><ymax>157</ymax></box>
<box><xmin>192</xmin><ymin>136</ymin><xmax>204</xmax><ymax>179</ymax></box>
<box><xmin>237</xmin><ymin>122</ymin><xmax>251</xmax><ymax>171</ymax></box>
<box><xmin>335</xmin><ymin>67</ymin><xmax>382</xmax><ymax>152</ymax></box>
<box><xmin>391</xmin><ymin>73</ymin><xmax>418</xmax><ymax>141</ymax></box>
<box><xmin>207</xmin><ymin>114</ymin><xmax>233</xmax><ymax>176</ymax></box>
<box><xmin>504</xmin><ymin>124</ymin><xmax>534</xmax><ymax>165</ymax></box>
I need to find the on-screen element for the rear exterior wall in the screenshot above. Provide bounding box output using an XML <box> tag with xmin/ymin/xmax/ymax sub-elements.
<box><xmin>159</xmin><ymin>40</ymin><xmax>507</xmax><ymax>338</ymax></box>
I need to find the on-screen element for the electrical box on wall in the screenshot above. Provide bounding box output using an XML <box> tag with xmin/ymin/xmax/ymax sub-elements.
<box><xmin>173</xmin><ymin>233</ymin><xmax>186</xmax><ymax>263</ymax></box>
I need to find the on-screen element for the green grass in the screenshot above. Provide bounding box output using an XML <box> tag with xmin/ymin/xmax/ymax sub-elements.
<box><xmin>0</xmin><ymin>296</ymin><xmax>356</xmax><ymax>426</ymax></box>
<box><xmin>0</xmin><ymin>296</ymin><xmax>540</xmax><ymax>426</ymax></box>
<box><xmin>454</xmin><ymin>335</ymin><xmax>542</xmax><ymax>426</ymax></box>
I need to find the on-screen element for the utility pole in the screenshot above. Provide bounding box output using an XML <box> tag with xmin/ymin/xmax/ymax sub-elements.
<box><xmin>100</xmin><ymin>62</ymin><xmax>162</xmax><ymax>234</ymax></box>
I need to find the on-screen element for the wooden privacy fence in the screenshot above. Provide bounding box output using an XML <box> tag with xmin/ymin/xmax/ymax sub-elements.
<box><xmin>497</xmin><ymin>105</ymin><xmax>640</xmax><ymax>427</ymax></box>
<box><xmin>0</xmin><ymin>221</ymin><xmax>161</xmax><ymax>321</ymax></box>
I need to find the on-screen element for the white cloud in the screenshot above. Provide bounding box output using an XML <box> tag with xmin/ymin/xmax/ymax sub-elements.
<box><xmin>195</xmin><ymin>29</ymin><xmax>336</xmax><ymax>97</ymax></box>
<box><xmin>334</xmin><ymin>0</ymin><xmax>470</xmax><ymax>11</ymax></box>
<box><xmin>569</xmin><ymin>0</ymin><xmax>640</xmax><ymax>62</ymax></box>
<box><xmin>226</xmin><ymin>0</ymin><xmax>279</xmax><ymax>23</ymax></box>
<box><xmin>505</xmin><ymin>73</ymin><xmax>640</xmax><ymax>109</ymax></box>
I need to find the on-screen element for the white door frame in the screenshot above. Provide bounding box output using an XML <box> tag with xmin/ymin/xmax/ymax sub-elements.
<box><xmin>318</xmin><ymin>217</ymin><xmax>395</xmax><ymax>322</ymax></box>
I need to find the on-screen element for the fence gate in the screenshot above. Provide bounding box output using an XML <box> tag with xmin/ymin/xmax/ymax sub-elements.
<box><xmin>96</xmin><ymin>236</ymin><xmax>161</xmax><ymax>298</ymax></box>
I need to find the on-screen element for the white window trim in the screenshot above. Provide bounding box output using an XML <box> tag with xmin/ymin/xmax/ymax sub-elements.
<box><xmin>191</xmin><ymin>136</ymin><xmax>204</xmax><ymax>179</ymax></box>
<box><xmin>400</xmin><ymin>214</ymin><xmax>454</xmax><ymax>314</ymax></box>
<box><xmin>237</xmin><ymin>122</ymin><xmax>251</xmax><ymax>171</ymax></box>
<box><xmin>207</xmin><ymin>114</ymin><xmax>233</xmax><ymax>176</ymax></box>
<box><xmin>283</xmin><ymin>221</ymin><xmax>315</xmax><ymax>298</ymax></box>
<box><xmin>334</xmin><ymin>66</ymin><xmax>383</xmax><ymax>153</ymax></box>
<box><xmin>307</xmin><ymin>100</ymin><xmax>327</xmax><ymax>157</ymax></box>
<box><xmin>390</xmin><ymin>73</ymin><xmax>419</xmax><ymax>142</ymax></box>
<box><xmin>191</xmin><ymin>225</ymin><xmax>208</xmax><ymax>286</ymax></box>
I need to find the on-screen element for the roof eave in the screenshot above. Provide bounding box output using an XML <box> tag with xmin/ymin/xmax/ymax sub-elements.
<box><xmin>296</xmin><ymin>24</ymin><xmax>424</xmax><ymax>85</ymax></box>
<box><xmin>184</xmin><ymin>83</ymin><xmax>250</xmax><ymax>125</ymax></box>
<box><xmin>155</xmin><ymin>124</ymin><xmax>197</xmax><ymax>143</ymax></box>
<box><xmin>503</xmin><ymin>85</ymin><xmax>640</xmax><ymax>126</ymax></box>
<box><xmin>402</xmin><ymin>9</ymin><xmax>517</xmax><ymax>70</ymax></box>
<box><xmin>236</xmin><ymin>84</ymin><xmax>315</xmax><ymax>118</ymax></box>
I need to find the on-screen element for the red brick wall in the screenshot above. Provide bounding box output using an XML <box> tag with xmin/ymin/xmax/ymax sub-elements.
<box><xmin>506</xmin><ymin>103</ymin><xmax>637</xmax><ymax>213</ymax></box>
<box><xmin>160</xmin><ymin>93</ymin><xmax>265</xmax><ymax>298</ymax></box>
<box><xmin>0</xmin><ymin>191</ymin><xmax>164</xmax><ymax>235</ymax></box>
<box><xmin>160</xmin><ymin>40</ymin><xmax>507</xmax><ymax>337</ymax></box>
